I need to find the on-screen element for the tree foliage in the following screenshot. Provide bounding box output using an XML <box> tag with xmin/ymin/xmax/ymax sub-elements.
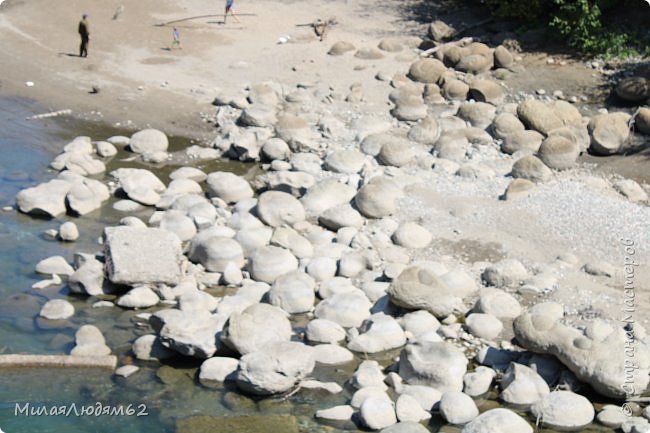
<box><xmin>483</xmin><ymin>0</ymin><xmax>648</xmax><ymax>57</ymax></box>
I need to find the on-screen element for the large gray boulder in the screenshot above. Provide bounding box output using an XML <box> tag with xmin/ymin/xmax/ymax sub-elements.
<box><xmin>40</xmin><ymin>299</ymin><xmax>75</xmax><ymax>320</ymax></box>
<box><xmin>615</xmin><ymin>77</ymin><xmax>650</xmax><ymax>102</ymax></box>
<box><xmin>458</xmin><ymin>102</ymin><xmax>496</xmax><ymax>129</ymax></box>
<box><xmin>319</xmin><ymin>204</ymin><xmax>364</xmax><ymax>230</ymax></box>
<box><xmin>64</xmin><ymin>175</ymin><xmax>110</xmax><ymax>215</ymax></box>
<box><xmin>481</xmin><ymin>259</ymin><xmax>527</xmax><ymax>288</ymax></box>
<box><xmin>517</xmin><ymin>99</ymin><xmax>563</xmax><ymax>136</ymax></box>
<box><xmin>461</xmin><ymin>408</ymin><xmax>533</xmax><ymax>433</ymax></box>
<box><xmin>588</xmin><ymin>112</ymin><xmax>631</xmax><ymax>155</ymax></box>
<box><xmin>469</xmin><ymin>79</ymin><xmax>504</xmax><ymax>105</ymax></box>
<box><xmin>221</xmin><ymin>303</ymin><xmax>292</xmax><ymax>355</ymax></box>
<box><xmin>325</xmin><ymin>149</ymin><xmax>367</xmax><ymax>174</ymax></box>
<box><xmin>513</xmin><ymin>302</ymin><xmax>650</xmax><ymax>398</ymax></box>
<box><xmin>408</xmin><ymin>58</ymin><xmax>445</xmax><ymax>84</ymax></box>
<box><xmin>531</xmin><ymin>391</ymin><xmax>595</xmax><ymax>431</ymax></box>
<box><xmin>501</xmin><ymin>130</ymin><xmax>544</xmax><ymax>155</ymax></box>
<box><xmin>439</xmin><ymin>391</ymin><xmax>479</xmax><ymax>424</ymax></box>
<box><xmin>348</xmin><ymin>313</ymin><xmax>407</xmax><ymax>353</ymax></box>
<box><xmin>268</xmin><ymin>270</ymin><xmax>316</xmax><ymax>314</ymax></box>
<box><xmin>117</xmin><ymin>285</ymin><xmax>159</xmax><ymax>309</ymax></box>
<box><xmin>152</xmin><ymin>309</ymin><xmax>222</xmax><ymax>358</ymax></box>
<box><xmin>68</xmin><ymin>257</ymin><xmax>104</xmax><ymax>296</ymax></box>
<box><xmin>499</xmin><ymin>363</ymin><xmax>550</xmax><ymax>406</ymax></box>
<box><xmin>388</xmin><ymin>265</ymin><xmax>466</xmax><ymax>318</ymax></box>
<box><xmin>380</xmin><ymin>422</ymin><xmax>431</xmax><ymax>433</ymax></box>
<box><xmin>188</xmin><ymin>232</ymin><xmax>244</xmax><ymax>272</ymax></box>
<box><xmin>129</xmin><ymin>129</ymin><xmax>168</xmax><ymax>154</ymax></box>
<box><xmin>408</xmin><ymin>117</ymin><xmax>440</xmax><ymax>145</ymax></box>
<box><xmin>511</xmin><ymin>155</ymin><xmax>552</xmax><ymax>183</ymax></box>
<box><xmin>256</xmin><ymin>191</ymin><xmax>305</xmax><ymax>227</ymax></box>
<box><xmin>206</xmin><ymin>172</ymin><xmax>253</xmax><ymax>204</ymax></box>
<box><xmin>538</xmin><ymin>135</ymin><xmax>580</xmax><ymax>170</ymax></box>
<box><xmin>16</xmin><ymin>179</ymin><xmax>71</xmax><ymax>217</ymax></box>
<box><xmin>314</xmin><ymin>289</ymin><xmax>372</xmax><ymax>328</ymax></box>
<box><xmin>301</xmin><ymin>178</ymin><xmax>357</xmax><ymax>217</ymax></box>
<box><xmin>491</xmin><ymin>112</ymin><xmax>525</xmax><ymax>140</ymax></box>
<box><xmin>71</xmin><ymin>325</ymin><xmax>111</xmax><ymax>356</ymax></box>
<box><xmin>235</xmin><ymin>341</ymin><xmax>315</xmax><ymax>395</ymax></box>
<box><xmin>399</xmin><ymin>341</ymin><xmax>468</xmax><ymax>392</ymax></box>
<box><xmin>360</xmin><ymin>396</ymin><xmax>397</xmax><ymax>430</ymax></box>
<box><xmin>355</xmin><ymin>177</ymin><xmax>401</xmax><ymax>218</ymax></box>
<box><xmin>429</xmin><ymin>20</ymin><xmax>455</xmax><ymax>41</ymax></box>
<box><xmin>112</xmin><ymin>168</ymin><xmax>166</xmax><ymax>206</ymax></box>
<box><xmin>378</xmin><ymin>138</ymin><xmax>415</xmax><ymax>167</ymax></box>
<box><xmin>275</xmin><ymin>114</ymin><xmax>317</xmax><ymax>152</ymax></box>
<box><xmin>104</xmin><ymin>226</ymin><xmax>182</xmax><ymax>285</ymax></box>
<box><xmin>248</xmin><ymin>246</ymin><xmax>298</xmax><ymax>283</ymax></box>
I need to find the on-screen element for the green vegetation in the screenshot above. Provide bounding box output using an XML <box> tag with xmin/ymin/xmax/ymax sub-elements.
<box><xmin>483</xmin><ymin>0</ymin><xmax>650</xmax><ymax>58</ymax></box>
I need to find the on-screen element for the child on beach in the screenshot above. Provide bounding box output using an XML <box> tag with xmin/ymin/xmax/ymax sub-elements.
<box><xmin>170</xmin><ymin>27</ymin><xmax>182</xmax><ymax>50</ymax></box>
<box><xmin>224</xmin><ymin>0</ymin><xmax>241</xmax><ymax>24</ymax></box>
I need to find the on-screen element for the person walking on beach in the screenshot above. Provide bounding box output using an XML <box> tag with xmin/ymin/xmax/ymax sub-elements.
<box><xmin>78</xmin><ymin>14</ymin><xmax>90</xmax><ymax>58</ymax></box>
<box><xmin>170</xmin><ymin>27</ymin><xmax>182</xmax><ymax>50</ymax></box>
<box><xmin>224</xmin><ymin>0</ymin><xmax>241</xmax><ymax>24</ymax></box>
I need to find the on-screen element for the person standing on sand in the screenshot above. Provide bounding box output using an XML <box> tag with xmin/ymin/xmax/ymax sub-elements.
<box><xmin>170</xmin><ymin>27</ymin><xmax>182</xmax><ymax>50</ymax></box>
<box><xmin>78</xmin><ymin>14</ymin><xmax>90</xmax><ymax>58</ymax></box>
<box><xmin>224</xmin><ymin>0</ymin><xmax>241</xmax><ymax>24</ymax></box>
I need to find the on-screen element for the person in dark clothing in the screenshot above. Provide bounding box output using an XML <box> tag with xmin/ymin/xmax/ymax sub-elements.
<box><xmin>78</xmin><ymin>14</ymin><xmax>90</xmax><ymax>57</ymax></box>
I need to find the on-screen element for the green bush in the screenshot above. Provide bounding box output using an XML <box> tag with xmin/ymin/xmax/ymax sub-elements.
<box><xmin>482</xmin><ymin>0</ymin><xmax>647</xmax><ymax>57</ymax></box>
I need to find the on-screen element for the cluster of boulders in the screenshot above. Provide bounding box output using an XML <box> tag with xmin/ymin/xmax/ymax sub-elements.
<box><xmin>17</xmin><ymin>19</ymin><xmax>650</xmax><ymax>433</ymax></box>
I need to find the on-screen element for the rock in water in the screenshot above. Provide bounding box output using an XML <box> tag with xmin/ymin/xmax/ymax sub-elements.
<box><xmin>399</xmin><ymin>341</ymin><xmax>468</xmax><ymax>392</ymax></box>
<box><xmin>235</xmin><ymin>341</ymin><xmax>315</xmax><ymax>395</ymax></box>
<box><xmin>104</xmin><ymin>226</ymin><xmax>182</xmax><ymax>285</ymax></box>
<box><xmin>461</xmin><ymin>408</ymin><xmax>533</xmax><ymax>433</ymax></box>
<box><xmin>153</xmin><ymin>309</ymin><xmax>222</xmax><ymax>358</ymax></box>
<box><xmin>16</xmin><ymin>179</ymin><xmax>71</xmax><ymax>217</ymax></box>
<box><xmin>129</xmin><ymin>128</ymin><xmax>168</xmax><ymax>154</ymax></box>
<box><xmin>531</xmin><ymin>391</ymin><xmax>595</xmax><ymax>431</ymax></box>
<box><xmin>206</xmin><ymin>172</ymin><xmax>253</xmax><ymax>204</ymax></box>
<box><xmin>221</xmin><ymin>303</ymin><xmax>292</xmax><ymax>355</ymax></box>
<box><xmin>499</xmin><ymin>363</ymin><xmax>550</xmax><ymax>406</ymax></box>
<box><xmin>40</xmin><ymin>299</ymin><xmax>74</xmax><ymax>320</ymax></box>
<box><xmin>439</xmin><ymin>391</ymin><xmax>479</xmax><ymax>424</ymax></box>
<box><xmin>513</xmin><ymin>302</ymin><xmax>650</xmax><ymax>398</ymax></box>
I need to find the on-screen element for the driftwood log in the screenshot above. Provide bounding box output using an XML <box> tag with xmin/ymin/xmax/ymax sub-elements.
<box><xmin>420</xmin><ymin>37</ymin><xmax>474</xmax><ymax>57</ymax></box>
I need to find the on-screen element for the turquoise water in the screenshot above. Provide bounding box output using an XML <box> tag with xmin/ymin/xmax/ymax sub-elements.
<box><xmin>0</xmin><ymin>97</ymin><xmax>349</xmax><ymax>433</ymax></box>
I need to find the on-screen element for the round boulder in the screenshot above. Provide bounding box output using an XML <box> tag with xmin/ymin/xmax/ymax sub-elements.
<box><xmin>615</xmin><ymin>77</ymin><xmax>650</xmax><ymax>102</ymax></box>
<box><xmin>206</xmin><ymin>172</ymin><xmax>253</xmax><ymax>204</ymax></box>
<box><xmin>355</xmin><ymin>177</ymin><xmax>401</xmax><ymax>218</ymax></box>
<box><xmin>538</xmin><ymin>135</ymin><xmax>579</xmax><ymax>170</ymax></box>
<box><xmin>256</xmin><ymin>191</ymin><xmax>305</xmax><ymax>227</ymax></box>
<box><xmin>408</xmin><ymin>58</ymin><xmax>446</xmax><ymax>84</ymax></box>
<box><xmin>511</xmin><ymin>155</ymin><xmax>552</xmax><ymax>183</ymax></box>
<box><xmin>531</xmin><ymin>391</ymin><xmax>595</xmax><ymax>431</ymax></box>
<box><xmin>248</xmin><ymin>246</ymin><xmax>298</xmax><ymax>283</ymax></box>
<box><xmin>221</xmin><ymin>303</ymin><xmax>292</xmax><ymax>355</ymax></box>
<box><xmin>129</xmin><ymin>129</ymin><xmax>168</xmax><ymax>154</ymax></box>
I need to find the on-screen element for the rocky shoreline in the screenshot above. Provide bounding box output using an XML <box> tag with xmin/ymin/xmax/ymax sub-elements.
<box><xmin>10</xmin><ymin>21</ymin><xmax>650</xmax><ymax>433</ymax></box>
